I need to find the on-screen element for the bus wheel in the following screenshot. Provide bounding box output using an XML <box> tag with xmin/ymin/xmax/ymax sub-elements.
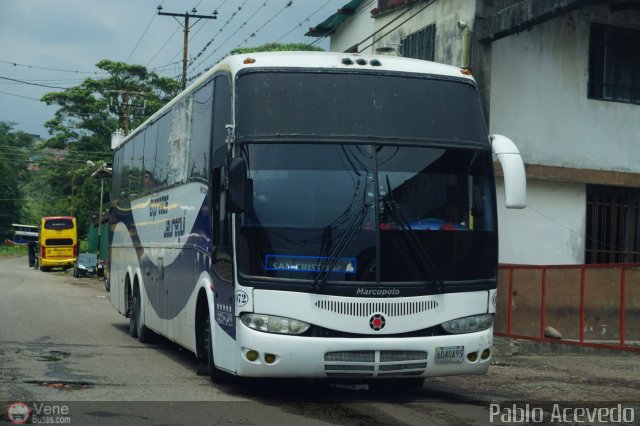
<box><xmin>128</xmin><ymin>288</ymin><xmax>138</xmax><ymax>338</ymax></box>
<box><xmin>202</xmin><ymin>313</ymin><xmax>228</xmax><ymax>383</ymax></box>
<box><xmin>131</xmin><ymin>285</ymin><xmax>151</xmax><ymax>343</ymax></box>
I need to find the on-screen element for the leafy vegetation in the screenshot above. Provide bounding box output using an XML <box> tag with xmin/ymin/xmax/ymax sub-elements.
<box><xmin>230</xmin><ymin>42</ymin><xmax>323</xmax><ymax>55</ymax></box>
<box><xmin>3</xmin><ymin>44</ymin><xmax>321</xmax><ymax>243</ymax></box>
<box><xmin>1</xmin><ymin>60</ymin><xmax>179</xmax><ymax>242</ymax></box>
<box><xmin>0</xmin><ymin>122</ymin><xmax>37</xmax><ymax>238</ymax></box>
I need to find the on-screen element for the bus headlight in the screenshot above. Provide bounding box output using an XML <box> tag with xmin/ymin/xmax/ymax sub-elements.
<box><xmin>442</xmin><ymin>314</ymin><xmax>493</xmax><ymax>334</ymax></box>
<box><xmin>240</xmin><ymin>313</ymin><xmax>310</xmax><ymax>335</ymax></box>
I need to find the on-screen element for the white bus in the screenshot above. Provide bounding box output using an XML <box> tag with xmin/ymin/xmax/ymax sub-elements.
<box><xmin>109</xmin><ymin>51</ymin><xmax>526</xmax><ymax>387</ymax></box>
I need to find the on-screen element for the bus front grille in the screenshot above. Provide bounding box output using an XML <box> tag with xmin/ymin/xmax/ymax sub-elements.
<box><xmin>315</xmin><ymin>299</ymin><xmax>438</xmax><ymax>318</ymax></box>
<box><xmin>324</xmin><ymin>350</ymin><xmax>428</xmax><ymax>378</ymax></box>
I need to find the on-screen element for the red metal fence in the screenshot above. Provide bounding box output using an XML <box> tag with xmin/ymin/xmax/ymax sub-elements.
<box><xmin>495</xmin><ymin>264</ymin><xmax>640</xmax><ymax>353</ymax></box>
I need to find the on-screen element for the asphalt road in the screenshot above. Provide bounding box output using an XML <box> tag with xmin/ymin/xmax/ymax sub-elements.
<box><xmin>0</xmin><ymin>255</ymin><xmax>638</xmax><ymax>426</ymax></box>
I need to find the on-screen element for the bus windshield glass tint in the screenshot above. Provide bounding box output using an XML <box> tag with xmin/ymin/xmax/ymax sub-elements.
<box><xmin>236</xmin><ymin>70</ymin><xmax>488</xmax><ymax>145</ymax></box>
<box><xmin>236</xmin><ymin>144</ymin><xmax>497</xmax><ymax>285</ymax></box>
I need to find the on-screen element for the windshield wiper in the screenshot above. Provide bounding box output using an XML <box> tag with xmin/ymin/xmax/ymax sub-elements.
<box><xmin>384</xmin><ymin>176</ymin><xmax>445</xmax><ymax>293</ymax></box>
<box><xmin>311</xmin><ymin>201</ymin><xmax>373</xmax><ymax>292</ymax></box>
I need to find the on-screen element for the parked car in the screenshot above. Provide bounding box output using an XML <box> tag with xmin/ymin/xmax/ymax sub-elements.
<box><xmin>73</xmin><ymin>253</ymin><xmax>98</xmax><ymax>277</ymax></box>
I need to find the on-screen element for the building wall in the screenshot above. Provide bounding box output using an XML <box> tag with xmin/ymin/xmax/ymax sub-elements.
<box><xmin>490</xmin><ymin>5</ymin><xmax>640</xmax><ymax>265</ymax></box>
<box><xmin>497</xmin><ymin>179</ymin><xmax>586</xmax><ymax>265</ymax></box>
<box><xmin>321</xmin><ymin>1</ymin><xmax>640</xmax><ymax>266</ymax></box>
<box><xmin>371</xmin><ymin>0</ymin><xmax>476</xmax><ymax>65</ymax></box>
<box><xmin>489</xmin><ymin>6</ymin><xmax>640</xmax><ymax>173</ymax></box>
<box><xmin>330</xmin><ymin>0</ymin><xmax>377</xmax><ymax>53</ymax></box>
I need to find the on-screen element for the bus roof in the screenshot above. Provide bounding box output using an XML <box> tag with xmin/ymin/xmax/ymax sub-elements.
<box><xmin>217</xmin><ymin>51</ymin><xmax>474</xmax><ymax>81</ymax></box>
<box><xmin>115</xmin><ymin>52</ymin><xmax>476</xmax><ymax>150</ymax></box>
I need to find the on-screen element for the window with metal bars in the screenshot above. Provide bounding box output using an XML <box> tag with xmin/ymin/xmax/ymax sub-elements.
<box><xmin>402</xmin><ymin>24</ymin><xmax>435</xmax><ymax>61</ymax></box>
<box><xmin>586</xmin><ymin>185</ymin><xmax>640</xmax><ymax>264</ymax></box>
<box><xmin>588</xmin><ymin>23</ymin><xmax>640</xmax><ymax>105</ymax></box>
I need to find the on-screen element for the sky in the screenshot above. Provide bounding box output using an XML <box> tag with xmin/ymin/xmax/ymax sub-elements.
<box><xmin>0</xmin><ymin>0</ymin><xmax>347</xmax><ymax>138</ymax></box>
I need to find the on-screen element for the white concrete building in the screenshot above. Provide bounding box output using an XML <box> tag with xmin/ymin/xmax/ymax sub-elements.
<box><xmin>307</xmin><ymin>0</ymin><xmax>640</xmax><ymax>265</ymax></box>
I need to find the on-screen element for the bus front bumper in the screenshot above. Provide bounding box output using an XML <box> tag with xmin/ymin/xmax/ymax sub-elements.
<box><xmin>233</xmin><ymin>325</ymin><xmax>493</xmax><ymax>379</ymax></box>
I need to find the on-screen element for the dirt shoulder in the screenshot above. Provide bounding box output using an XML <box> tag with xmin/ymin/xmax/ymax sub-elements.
<box><xmin>429</xmin><ymin>337</ymin><xmax>640</xmax><ymax>403</ymax></box>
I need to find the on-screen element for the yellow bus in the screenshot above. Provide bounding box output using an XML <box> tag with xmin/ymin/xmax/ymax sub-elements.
<box><xmin>37</xmin><ymin>216</ymin><xmax>78</xmax><ymax>271</ymax></box>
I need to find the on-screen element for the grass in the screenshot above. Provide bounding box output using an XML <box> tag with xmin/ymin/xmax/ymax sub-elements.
<box><xmin>1</xmin><ymin>240</ymin><xmax>88</xmax><ymax>257</ymax></box>
<box><xmin>0</xmin><ymin>245</ymin><xmax>28</xmax><ymax>257</ymax></box>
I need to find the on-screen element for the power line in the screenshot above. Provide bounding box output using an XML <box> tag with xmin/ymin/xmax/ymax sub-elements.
<box><xmin>179</xmin><ymin>0</ymin><xmax>231</xmax><ymax>61</ymax></box>
<box><xmin>0</xmin><ymin>90</ymin><xmax>43</xmax><ymax>101</ymax></box>
<box><xmin>189</xmin><ymin>0</ymin><xmax>293</xmax><ymax>80</ymax></box>
<box><xmin>187</xmin><ymin>0</ymin><xmax>249</xmax><ymax>72</ymax></box>
<box><xmin>157</xmin><ymin>6</ymin><xmax>219</xmax><ymax>90</ymax></box>
<box><xmin>0</xmin><ymin>60</ymin><xmax>108</xmax><ymax>76</ymax></box>
<box><xmin>0</xmin><ymin>76</ymin><xmax>69</xmax><ymax>90</ymax></box>
<box><xmin>0</xmin><ymin>77</ymin><xmax>88</xmax><ymax>85</ymax></box>
<box><xmin>276</xmin><ymin>0</ymin><xmax>333</xmax><ymax>43</ymax></box>
<box><xmin>126</xmin><ymin>12</ymin><xmax>159</xmax><ymax>63</ymax></box>
<box><xmin>356</xmin><ymin>0</ymin><xmax>434</xmax><ymax>52</ymax></box>
<box><xmin>146</xmin><ymin>27</ymin><xmax>182</xmax><ymax>68</ymax></box>
<box><xmin>215</xmin><ymin>1</ymin><xmax>271</xmax><ymax>54</ymax></box>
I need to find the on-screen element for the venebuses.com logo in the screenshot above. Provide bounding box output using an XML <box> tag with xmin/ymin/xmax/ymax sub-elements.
<box><xmin>6</xmin><ymin>401</ymin><xmax>71</xmax><ymax>424</ymax></box>
<box><xmin>7</xmin><ymin>402</ymin><xmax>30</xmax><ymax>424</ymax></box>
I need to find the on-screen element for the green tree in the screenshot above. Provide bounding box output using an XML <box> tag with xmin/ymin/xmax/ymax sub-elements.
<box><xmin>0</xmin><ymin>122</ymin><xmax>37</xmax><ymax>238</ymax></box>
<box><xmin>230</xmin><ymin>42</ymin><xmax>324</xmax><ymax>55</ymax></box>
<box><xmin>189</xmin><ymin>42</ymin><xmax>324</xmax><ymax>89</ymax></box>
<box><xmin>38</xmin><ymin>60</ymin><xmax>180</xmax><ymax>237</ymax></box>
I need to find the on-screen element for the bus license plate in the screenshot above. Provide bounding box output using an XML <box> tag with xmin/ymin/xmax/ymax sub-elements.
<box><xmin>435</xmin><ymin>346</ymin><xmax>464</xmax><ymax>363</ymax></box>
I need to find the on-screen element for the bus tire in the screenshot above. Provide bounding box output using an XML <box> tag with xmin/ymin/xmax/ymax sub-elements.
<box><xmin>203</xmin><ymin>313</ymin><xmax>228</xmax><ymax>383</ymax></box>
<box><xmin>131</xmin><ymin>284</ymin><xmax>151</xmax><ymax>343</ymax></box>
<box><xmin>128</xmin><ymin>286</ymin><xmax>138</xmax><ymax>338</ymax></box>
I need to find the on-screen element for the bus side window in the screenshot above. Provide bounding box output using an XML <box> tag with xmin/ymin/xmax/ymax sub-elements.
<box><xmin>155</xmin><ymin>112</ymin><xmax>172</xmax><ymax>188</ymax></box>
<box><xmin>190</xmin><ymin>81</ymin><xmax>213</xmax><ymax>183</ymax></box>
<box><xmin>112</xmin><ymin>147</ymin><xmax>124</xmax><ymax>205</ymax></box>
<box><xmin>130</xmin><ymin>133</ymin><xmax>144</xmax><ymax>198</ymax></box>
<box><xmin>211</xmin><ymin>164</ymin><xmax>232</xmax><ymax>282</ymax></box>
<box><xmin>210</xmin><ymin>73</ymin><xmax>233</xmax><ymax>282</ymax></box>
<box><xmin>122</xmin><ymin>140</ymin><xmax>134</xmax><ymax>199</ymax></box>
<box><xmin>143</xmin><ymin>122</ymin><xmax>158</xmax><ymax>191</ymax></box>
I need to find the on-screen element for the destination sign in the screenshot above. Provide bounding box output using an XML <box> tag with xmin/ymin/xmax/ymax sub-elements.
<box><xmin>265</xmin><ymin>254</ymin><xmax>357</xmax><ymax>274</ymax></box>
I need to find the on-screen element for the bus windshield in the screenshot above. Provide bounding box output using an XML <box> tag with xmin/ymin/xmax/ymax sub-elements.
<box><xmin>236</xmin><ymin>144</ymin><xmax>497</xmax><ymax>286</ymax></box>
<box><xmin>236</xmin><ymin>70</ymin><xmax>488</xmax><ymax>145</ymax></box>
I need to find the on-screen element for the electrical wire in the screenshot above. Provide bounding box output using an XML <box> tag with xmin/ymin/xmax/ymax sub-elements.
<box><xmin>126</xmin><ymin>10</ymin><xmax>159</xmax><ymax>62</ymax></box>
<box><xmin>0</xmin><ymin>90</ymin><xmax>43</xmax><ymax>101</ymax></box>
<box><xmin>357</xmin><ymin>0</ymin><xmax>435</xmax><ymax>52</ymax></box>
<box><xmin>187</xmin><ymin>0</ymin><xmax>250</xmax><ymax>72</ymax></box>
<box><xmin>0</xmin><ymin>60</ymin><xmax>108</xmax><ymax>75</ymax></box>
<box><xmin>188</xmin><ymin>0</ymin><xmax>295</xmax><ymax>81</ymax></box>
<box><xmin>275</xmin><ymin>0</ymin><xmax>333</xmax><ymax>43</ymax></box>
<box><xmin>0</xmin><ymin>76</ymin><xmax>69</xmax><ymax>90</ymax></box>
<box><xmin>146</xmin><ymin>27</ymin><xmax>182</xmax><ymax>67</ymax></box>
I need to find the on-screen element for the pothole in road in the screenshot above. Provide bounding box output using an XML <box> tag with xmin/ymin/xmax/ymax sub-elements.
<box><xmin>36</xmin><ymin>350</ymin><xmax>71</xmax><ymax>362</ymax></box>
<box><xmin>26</xmin><ymin>380</ymin><xmax>94</xmax><ymax>391</ymax></box>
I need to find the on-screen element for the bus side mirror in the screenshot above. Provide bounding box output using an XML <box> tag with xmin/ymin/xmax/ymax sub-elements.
<box><xmin>491</xmin><ymin>134</ymin><xmax>526</xmax><ymax>209</ymax></box>
<box><xmin>227</xmin><ymin>157</ymin><xmax>247</xmax><ymax>213</ymax></box>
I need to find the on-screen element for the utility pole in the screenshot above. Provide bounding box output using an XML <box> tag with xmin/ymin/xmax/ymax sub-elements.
<box><xmin>107</xmin><ymin>89</ymin><xmax>146</xmax><ymax>135</ymax></box>
<box><xmin>157</xmin><ymin>6</ymin><xmax>218</xmax><ymax>90</ymax></box>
